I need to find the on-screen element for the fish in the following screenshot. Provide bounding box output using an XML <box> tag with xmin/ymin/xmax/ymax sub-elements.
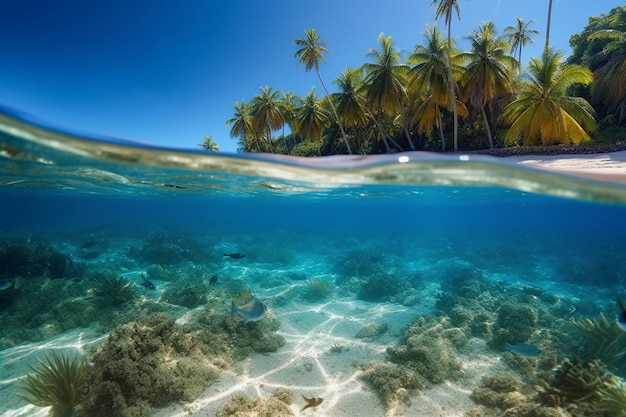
<box><xmin>140</xmin><ymin>273</ymin><xmax>155</xmax><ymax>290</ymax></box>
<box><xmin>0</xmin><ymin>280</ymin><xmax>12</xmax><ymax>291</ymax></box>
<box><xmin>79</xmin><ymin>251</ymin><xmax>100</xmax><ymax>260</ymax></box>
<box><xmin>224</xmin><ymin>253</ymin><xmax>246</xmax><ymax>259</ymax></box>
<box><xmin>232</xmin><ymin>297</ymin><xmax>267</xmax><ymax>324</ymax></box>
<box><xmin>617</xmin><ymin>299</ymin><xmax>626</xmax><ymax>331</ymax></box>
<box><xmin>505</xmin><ymin>343</ymin><xmax>542</xmax><ymax>358</ymax></box>
<box><xmin>209</xmin><ymin>275</ymin><xmax>218</xmax><ymax>286</ymax></box>
<box><xmin>300</xmin><ymin>395</ymin><xmax>323</xmax><ymax>412</ymax></box>
<box><xmin>570</xmin><ymin>300</ymin><xmax>600</xmax><ymax>318</ymax></box>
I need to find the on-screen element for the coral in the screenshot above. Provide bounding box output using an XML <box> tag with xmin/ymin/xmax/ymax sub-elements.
<box><xmin>385</xmin><ymin>317</ymin><xmax>464</xmax><ymax>386</ymax></box>
<box><xmin>332</xmin><ymin>248</ymin><xmax>385</xmax><ymax>283</ymax></box>
<box><xmin>355</xmin><ymin>322</ymin><xmax>388</xmax><ymax>339</ymax></box>
<box><xmin>215</xmin><ymin>389</ymin><xmax>294</xmax><ymax>417</ymax></box>
<box><xmin>304</xmin><ymin>277</ymin><xmax>335</xmax><ymax>300</ymax></box>
<box><xmin>17</xmin><ymin>351</ymin><xmax>89</xmax><ymax>417</ymax></box>
<box><xmin>439</xmin><ymin>266</ymin><xmax>486</xmax><ymax>299</ymax></box>
<box><xmin>573</xmin><ymin>312</ymin><xmax>626</xmax><ymax>373</ymax></box>
<box><xmin>491</xmin><ymin>301</ymin><xmax>538</xmax><ymax>346</ymax></box>
<box><xmin>448</xmin><ymin>305</ymin><xmax>474</xmax><ymax>327</ymax></box>
<box><xmin>219</xmin><ymin>313</ymin><xmax>285</xmax><ymax>358</ymax></box>
<box><xmin>92</xmin><ymin>274</ymin><xmax>136</xmax><ymax>307</ymax></box>
<box><xmin>0</xmin><ymin>237</ymin><xmax>74</xmax><ymax>279</ymax></box>
<box><xmin>127</xmin><ymin>232</ymin><xmax>208</xmax><ymax>265</ymax></box>
<box><xmin>82</xmin><ymin>314</ymin><xmax>221</xmax><ymax>417</ymax></box>
<box><xmin>160</xmin><ymin>282</ymin><xmax>209</xmax><ymax>308</ymax></box>
<box><xmin>357</xmin><ymin>274</ymin><xmax>410</xmax><ymax>302</ymax></box>
<box><xmin>362</xmin><ymin>362</ymin><xmax>423</xmax><ymax>407</ymax></box>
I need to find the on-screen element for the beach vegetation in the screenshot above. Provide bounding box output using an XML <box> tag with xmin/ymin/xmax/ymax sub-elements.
<box><xmin>224</xmin><ymin>6</ymin><xmax>626</xmax><ymax>155</ymax></box>
<box><xmin>17</xmin><ymin>351</ymin><xmax>89</xmax><ymax>417</ymax></box>
<box><xmin>501</xmin><ymin>47</ymin><xmax>596</xmax><ymax>146</ymax></box>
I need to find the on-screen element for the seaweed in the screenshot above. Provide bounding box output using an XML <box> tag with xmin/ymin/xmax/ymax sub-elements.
<box><xmin>304</xmin><ymin>277</ymin><xmax>335</xmax><ymax>300</ymax></box>
<box><xmin>92</xmin><ymin>274</ymin><xmax>136</xmax><ymax>307</ymax></box>
<box><xmin>17</xmin><ymin>351</ymin><xmax>89</xmax><ymax>417</ymax></box>
<box><xmin>573</xmin><ymin>312</ymin><xmax>626</xmax><ymax>373</ymax></box>
<box><xmin>357</xmin><ymin>273</ymin><xmax>410</xmax><ymax>302</ymax></box>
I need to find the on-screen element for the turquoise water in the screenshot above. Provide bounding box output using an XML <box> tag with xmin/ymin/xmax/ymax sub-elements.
<box><xmin>1</xmin><ymin>108</ymin><xmax>626</xmax><ymax>417</ymax></box>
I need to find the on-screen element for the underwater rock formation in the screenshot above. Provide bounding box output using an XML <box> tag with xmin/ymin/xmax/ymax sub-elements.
<box><xmin>215</xmin><ymin>389</ymin><xmax>294</xmax><ymax>417</ymax></box>
<box><xmin>355</xmin><ymin>322</ymin><xmax>388</xmax><ymax>339</ymax></box>
<box><xmin>357</xmin><ymin>273</ymin><xmax>411</xmax><ymax>302</ymax></box>
<box><xmin>160</xmin><ymin>281</ymin><xmax>209</xmax><ymax>308</ymax></box>
<box><xmin>362</xmin><ymin>362</ymin><xmax>423</xmax><ymax>407</ymax></box>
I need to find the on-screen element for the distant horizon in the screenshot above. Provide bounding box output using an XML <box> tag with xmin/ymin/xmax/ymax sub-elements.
<box><xmin>0</xmin><ymin>0</ymin><xmax>622</xmax><ymax>153</ymax></box>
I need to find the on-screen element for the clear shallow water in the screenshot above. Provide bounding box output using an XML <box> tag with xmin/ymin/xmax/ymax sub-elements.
<box><xmin>1</xmin><ymin>107</ymin><xmax>626</xmax><ymax>417</ymax></box>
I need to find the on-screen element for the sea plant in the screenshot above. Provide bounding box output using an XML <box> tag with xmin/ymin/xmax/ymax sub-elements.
<box><xmin>328</xmin><ymin>342</ymin><xmax>346</xmax><ymax>354</ymax></box>
<box><xmin>16</xmin><ymin>351</ymin><xmax>89</xmax><ymax>417</ymax></box>
<box><xmin>93</xmin><ymin>274</ymin><xmax>136</xmax><ymax>306</ymax></box>
<box><xmin>574</xmin><ymin>312</ymin><xmax>626</xmax><ymax>372</ymax></box>
<box><xmin>305</xmin><ymin>277</ymin><xmax>334</xmax><ymax>300</ymax></box>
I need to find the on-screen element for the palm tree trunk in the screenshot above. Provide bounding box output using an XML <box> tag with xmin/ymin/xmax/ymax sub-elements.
<box><xmin>372</xmin><ymin>114</ymin><xmax>392</xmax><ymax>153</ymax></box>
<box><xmin>403</xmin><ymin>126</ymin><xmax>416</xmax><ymax>150</ymax></box>
<box><xmin>545</xmin><ymin>0</ymin><xmax>553</xmax><ymax>47</ymax></box>
<box><xmin>437</xmin><ymin>107</ymin><xmax>446</xmax><ymax>151</ymax></box>
<box><xmin>316</xmin><ymin>70</ymin><xmax>353</xmax><ymax>154</ymax></box>
<box><xmin>447</xmin><ymin>23</ymin><xmax>459</xmax><ymax>152</ymax></box>
<box><xmin>481</xmin><ymin>106</ymin><xmax>494</xmax><ymax>149</ymax></box>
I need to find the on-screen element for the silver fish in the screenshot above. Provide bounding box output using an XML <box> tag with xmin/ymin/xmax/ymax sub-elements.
<box><xmin>505</xmin><ymin>343</ymin><xmax>542</xmax><ymax>358</ymax></box>
<box><xmin>0</xmin><ymin>280</ymin><xmax>12</xmax><ymax>291</ymax></box>
<box><xmin>232</xmin><ymin>297</ymin><xmax>267</xmax><ymax>324</ymax></box>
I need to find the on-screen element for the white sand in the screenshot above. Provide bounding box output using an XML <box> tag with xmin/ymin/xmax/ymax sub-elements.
<box><xmin>504</xmin><ymin>150</ymin><xmax>626</xmax><ymax>182</ymax></box>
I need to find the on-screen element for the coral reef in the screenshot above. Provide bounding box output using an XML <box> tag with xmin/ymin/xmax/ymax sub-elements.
<box><xmin>355</xmin><ymin>322</ymin><xmax>388</xmax><ymax>339</ymax></box>
<box><xmin>491</xmin><ymin>301</ymin><xmax>538</xmax><ymax>346</ymax></box>
<box><xmin>160</xmin><ymin>281</ymin><xmax>209</xmax><ymax>308</ymax></box>
<box><xmin>304</xmin><ymin>277</ymin><xmax>335</xmax><ymax>300</ymax></box>
<box><xmin>362</xmin><ymin>362</ymin><xmax>423</xmax><ymax>407</ymax></box>
<box><xmin>332</xmin><ymin>248</ymin><xmax>385</xmax><ymax>283</ymax></box>
<box><xmin>17</xmin><ymin>351</ymin><xmax>89</xmax><ymax>417</ymax></box>
<box><xmin>0</xmin><ymin>237</ymin><xmax>75</xmax><ymax>279</ymax></box>
<box><xmin>470</xmin><ymin>372</ymin><xmax>526</xmax><ymax>411</ymax></box>
<box><xmin>357</xmin><ymin>273</ymin><xmax>410</xmax><ymax>302</ymax></box>
<box><xmin>83</xmin><ymin>314</ymin><xmax>223</xmax><ymax>417</ymax></box>
<box><xmin>215</xmin><ymin>389</ymin><xmax>294</xmax><ymax>417</ymax></box>
<box><xmin>127</xmin><ymin>232</ymin><xmax>208</xmax><ymax>265</ymax></box>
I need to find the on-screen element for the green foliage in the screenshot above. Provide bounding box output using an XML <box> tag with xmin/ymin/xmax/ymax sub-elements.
<box><xmin>17</xmin><ymin>351</ymin><xmax>89</xmax><ymax>417</ymax></box>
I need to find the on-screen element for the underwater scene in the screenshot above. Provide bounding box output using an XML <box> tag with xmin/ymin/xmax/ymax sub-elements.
<box><xmin>1</xmin><ymin>109</ymin><xmax>626</xmax><ymax>417</ymax></box>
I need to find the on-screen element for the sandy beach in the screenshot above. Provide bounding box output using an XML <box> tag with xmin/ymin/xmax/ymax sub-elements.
<box><xmin>505</xmin><ymin>150</ymin><xmax>626</xmax><ymax>182</ymax></box>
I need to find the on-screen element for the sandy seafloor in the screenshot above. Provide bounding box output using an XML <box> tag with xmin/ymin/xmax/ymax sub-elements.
<box><xmin>0</xmin><ymin>152</ymin><xmax>625</xmax><ymax>417</ymax></box>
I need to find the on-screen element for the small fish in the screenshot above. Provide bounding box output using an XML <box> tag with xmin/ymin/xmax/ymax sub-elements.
<box><xmin>209</xmin><ymin>275</ymin><xmax>218</xmax><ymax>286</ymax></box>
<box><xmin>232</xmin><ymin>297</ymin><xmax>267</xmax><ymax>324</ymax></box>
<box><xmin>300</xmin><ymin>395</ymin><xmax>323</xmax><ymax>412</ymax></box>
<box><xmin>0</xmin><ymin>280</ymin><xmax>12</xmax><ymax>291</ymax></box>
<box><xmin>79</xmin><ymin>251</ymin><xmax>100</xmax><ymax>260</ymax></box>
<box><xmin>224</xmin><ymin>253</ymin><xmax>246</xmax><ymax>259</ymax></box>
<box><xmin>505</xmin><ymin>343</ymin><xmax>542</xmax><ymax>358</ymax></box>
<box><xmin>140</xmin><ymin>273</ymin><xmax>155</xmax><ymax>290</ymax></box>
<box><xmin>570</xmin><ymin>300</ymin><xmax>600</xmax><ymax>318</ymax></box>
<box><xmin>617</xmin><ymin>299</ymin><xmax>626</xmax><ymax>331</ymax></box>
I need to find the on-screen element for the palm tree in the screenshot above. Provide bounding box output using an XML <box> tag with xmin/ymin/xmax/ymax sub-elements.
<box><xmin>362</xmin><ymin>33</ymin><xmax>409</xmax><ymax>153</ymax></box>
<box><xmin>249</xmin><ymin>86</ymin><xmax>285</xmax><ymax>153</ymax></box>
<box><xmin>333</xmin><ymin>67</ymin><xmax>368</xmax><ymax>152</ymax></box>
<box><xmin>431</xmin><ymin>0</ymin><xmax>463</xmax><ymax>151</ymax></box>
<box><xmin>295</xmin><ymin>88</ymin><xmax>330</xmax><ymax>155</ymax></box>
<box><xmin>503</xmin><ymin>18</ymin><xmax>539</xmax><ymax>71</ymax></box>
<box><xmin>458</xmin><ymin>21</ymin><xmax>518</xmax><ymax>148</ymax></box>
<box><xmin>588</xmin><ymin>28</ymin><xmax>626</xmax><ymax>122</ymax></box>
<box><xmin>198</xmin><ymin>135</ymin><xmax>219</xmax><ymax>152</ymax></box>
<box><xmin>294</xmin><ymin>29</ymin><xmax>352</xmax><ymax>154</ymax></box>
<box><xmin>502</xmin><ymin>47</ymin><xmax>596</xmax><ymax>146</ymax></box>
<box><xmin>408</xmin><ymin>24</ymin><xmax>458</xmax><ymax>150</ymax></box>
<box><xmin>226</xmin><ymin>101</ymin><xmax>258</xmax><ymax>152</ymax></box>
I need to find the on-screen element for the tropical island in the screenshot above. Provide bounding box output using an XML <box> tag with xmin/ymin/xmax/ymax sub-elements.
<box><xmin>217</xmin><ymin>4</ymin><xmax>626</xmax><ymax>157</ymax></box>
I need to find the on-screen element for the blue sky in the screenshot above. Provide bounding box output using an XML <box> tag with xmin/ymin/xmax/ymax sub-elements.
<box><xmin>0</xmin><ymin>0</ymin><xmax>622</xmax><ymax>153</ymax></box>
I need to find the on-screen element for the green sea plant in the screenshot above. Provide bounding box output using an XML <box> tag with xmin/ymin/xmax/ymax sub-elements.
<box><xmin>573</xmin><ymin>312</ymin><xmax>626</xmax><ymax>372</ymax></box>
<box><xmin>17</xmin><ymin>351</ymin><xmax>89</xmax><ymax>417</ymax></box>
<box><xmin>328</xmin><ymin>342</ymin><xmax>346</xmax><ymax>354</ymax></box>
<box><xmin>93</xmin><ymin>274</ymin><xmax>136</xmax><ymax>306</ymax></box>
<box><xmin>305</xmin><ymin>277</ymin><xmax>334</xmax><ymax>300</ymax></box>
